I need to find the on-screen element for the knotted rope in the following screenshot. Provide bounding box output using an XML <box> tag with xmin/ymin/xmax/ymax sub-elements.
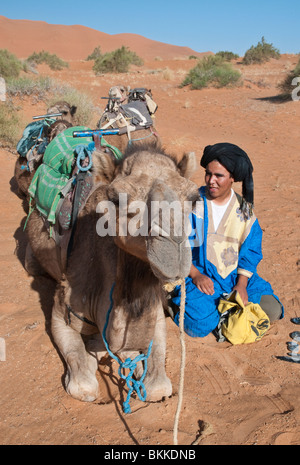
<box><xmin>163</xmin><ymin>278</ymin><xmax>186</xmax><ymax>446</ymax></box>
<box><xmin>102</xmin><ymin>277</ymin><xmax>187</xmax><ymax>439</ymax></box>
<box><xmin>102</xmin><ymin>284</ymin><xmax>153</xmax><ymax>414</ymax></box>
<box><xmin>74</xmin><ymin>143</ymin><xmax>94</xmax><ymax>172</ymax></box>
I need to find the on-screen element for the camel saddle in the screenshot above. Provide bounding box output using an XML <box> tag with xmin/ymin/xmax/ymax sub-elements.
<box><xmin>98</xmin><ymin>87</ymin><xmax>158</xmax><ymax>133</ymax></box>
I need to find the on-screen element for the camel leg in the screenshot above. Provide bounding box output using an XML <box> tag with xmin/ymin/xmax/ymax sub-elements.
<box><xmin>85</xmin><ymin>333</ymin><xmax>107</xmax><ymax>363</ymax></box>
<box><xmin>142</xmin><ymin>306</ymin><xmax>172</xmax><ymax>402</ymax></box>
<box><xmin>51</xmin><ymin>295</ymin><xmax>99</xmax><ymax>402</ymax></box>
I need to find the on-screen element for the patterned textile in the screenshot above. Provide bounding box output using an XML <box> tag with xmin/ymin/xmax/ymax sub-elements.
<box><xmin>28</xmin><ymin>126</ymin><xmax>92</xmax><ymax>224</ymax></box>
<box><xmin>17</xmin><ymin>118</ymin><xmax>55</xmax><ymax>157</ymax></box>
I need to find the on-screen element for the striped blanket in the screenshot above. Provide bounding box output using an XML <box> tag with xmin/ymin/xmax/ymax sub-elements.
<box><xmin>28</xmin><ymin>126</ymin><xmax>94</xmax><ymax>224</ymax></box>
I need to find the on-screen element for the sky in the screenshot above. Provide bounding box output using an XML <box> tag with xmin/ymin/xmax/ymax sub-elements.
<box><xmin>1</xmin><ymin>0</ymin><xmax>298</xmax><ymax>56</ymax></box>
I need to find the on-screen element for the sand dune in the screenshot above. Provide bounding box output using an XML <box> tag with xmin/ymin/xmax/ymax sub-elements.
<box><xmin>0</xmin><ymin>15</ymin><xmax>209</xmax><ymax>60</ymax></box>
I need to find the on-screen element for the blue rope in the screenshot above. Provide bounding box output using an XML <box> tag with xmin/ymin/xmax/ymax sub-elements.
<box><xmin>20</xmin><ymin>118</ymin><xmax>55</xmax><ymax>171</ymax></box>
<box><xmin>75</xmin><ymin>142</ymin><xmax>95</xmax><ymax>172</ymax></box>
<box><xmin>21</xmin><ymin>125</ymin><xmax>45</xmax><ymax>172</ymax></box>
<box><xmin>20</xmin><ymin>163</ymin><xmax>29</xmax><ymax>171</ymax></box>
<box><xmin>30</xmin><ymin>124</ymin><xmax>44</xmax><ymax>154</ymax></box>
<box><xmin>102</xmin><ymin>283</ymin><xmax>153</xmax><ymax>414</ymax></box>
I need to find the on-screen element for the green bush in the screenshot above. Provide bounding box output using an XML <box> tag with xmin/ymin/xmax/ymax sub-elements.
<box><xmin>180</xmin><ymin>55</ymin><xmax>241</xmax><ymax>89</ymax></box>
<box><xmin>278</xmin><ymin>56</ymin><xmax>300</xmax><ymax>97</ymax></box>
<box><xmin>86</xmin><ymin>46</ymin><xmax>102</xmax><ymax>61</ymax></box>
<box><xmin>0</xmin><ymin>49</ymin><xmax>23</xmax><ymax>79</ymax></box>
<box><xmin>27</xmin><ymin>51</ymin><xmax>68</xmax><ymax>70</ymax></box>
<box><xmin>46</xmin><ymin>84</ymin><xmax>95</xmax><ymax>126</ymax></box>
<box><xmin>6</xmin><ymin>75</ymin><xmax>95</xmax><ymax>126</ymax></box>
<box><xmin>7</xmin><ymin>76</ymin><xmax>53</xmax><ymax>98</ymax></box>
<box><xmin>93</xmin><ymin>46</ymin><xmax>143</xmax><ymax>74</ymax></box>
<box><xmin>0</xmin><ymin>102</ymin><xmax>21</xmax><ymax>147</ymax></box>
<box><xmin>215</xmin><ymin>51</ymin><xmax>239</xmax><ymax>61</ymax></box>
<box><xmin>242</xmin><ymin>37</ymin><xmax>280</xmax><ymax>65</ymax></box>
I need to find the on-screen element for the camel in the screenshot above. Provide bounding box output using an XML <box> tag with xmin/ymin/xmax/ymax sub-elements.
<box><xmin>14</xmin><ymin>101</ymin><xmax>77</xmax><ymax>204</ymax></box>
<box><xmin>25</xmin><ymin>140</ymin><xmax>199</xmax><ymax>405</ymax></box>
<box><xmin>96</xmin><ymin>86</ymin><xmax>159</xmax><ymax>157</ymax></box>
<box><xmin>46</xmin><ymin>101</ymin><xmax>77</xmax><ymax>124</ymax></box>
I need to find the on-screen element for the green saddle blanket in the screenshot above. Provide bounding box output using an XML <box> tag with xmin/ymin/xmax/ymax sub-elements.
<box><xmin>28</xmin><ymin>126</ymin><xmax>93</xmax><ymax>224</ymax></box>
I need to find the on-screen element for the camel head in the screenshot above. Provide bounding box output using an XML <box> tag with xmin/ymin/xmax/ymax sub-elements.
<box><xmin>47</xmin><ymin>119</ymin><xmax>73</xmax><ymax>142</ymax></box>
<box><xmin>105</xmin><ymin>85</ymin><xmax>130</xmax><ymax>112</ymax></box>
<box><xmin>108</xmin><ymin>85</ymin><xmax>130</xmax><ymax>103</ymax></box>
<box><xmin>100</xmin><ymin>141</ymin><xmax>199</xmax><ymax>283</ymax></box>
<box><xmin>47</xmin><ymin>101</ymin><xmax>77</xmax><ymax>124</ymax></box>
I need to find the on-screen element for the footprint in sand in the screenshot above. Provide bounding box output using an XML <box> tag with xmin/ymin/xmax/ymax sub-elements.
<box><xmin>220</xmin><ymin>353</ymin><xmax>272</xmax><ymax>386</ymax></box>
<box><xmin>273</xmin><ymin>431</ymin><xmax>300</xmax><ymax>445</ymax></box>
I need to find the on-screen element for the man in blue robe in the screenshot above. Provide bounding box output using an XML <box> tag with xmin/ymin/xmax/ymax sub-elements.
<box><xmin>171</xmin><ymin>142</ymin><xmax>283</xmax><ymax>338</ymax></box>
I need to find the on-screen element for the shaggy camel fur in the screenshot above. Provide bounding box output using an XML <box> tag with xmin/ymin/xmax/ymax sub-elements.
<box><xmin>14</xmin><ymin>101</ymin><xmax>77</xmax><ymax>204</ymax></box>
<box><xmin>25</xmin><ymin>141</ymin><xmax>199</xmax><ymax>403</ymax></box>
<box><xmin>46</xmin><ymin>101</ymin><xmax>77</xmax><ymax>124</ymax></box>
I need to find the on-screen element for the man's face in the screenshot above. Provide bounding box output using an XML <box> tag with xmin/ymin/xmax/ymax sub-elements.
<box><xmin>205</xmin><ymin>160</ymin><xmax>234</xmax><ymax>203</ymax></box>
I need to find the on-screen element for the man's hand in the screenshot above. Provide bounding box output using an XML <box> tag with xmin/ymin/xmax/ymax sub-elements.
<box><xmin>233</xmin><ymin>274</ymin><xmax>249</xmax><ymax>305</ymax></box>
<box><xmin>190</xmin><ymin>264</ymin><xmax>214</xmax><ymax>295</ymax></box>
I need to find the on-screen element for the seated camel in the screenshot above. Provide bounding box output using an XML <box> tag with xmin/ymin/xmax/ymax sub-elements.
<box><xmin>97</xmin><ymin>86</ymin><xmax>159</xmax><ymax>156</ymax></box>
<box><xmin>46</xmin><ymin>101</ymin><xmax>77</xmax><ymax>124</ymax></box>
<box><xmin>25</xmin><ymin>140</ymin><xmax>199</xmax><ymax>405</ymax></box>
<box><xmin>14</xmin><ymin>101</ymin><xmax>77</xmax><ymax>206</ymax></box>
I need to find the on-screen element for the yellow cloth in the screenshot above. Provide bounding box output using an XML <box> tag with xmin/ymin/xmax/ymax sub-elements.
<box><xmin>218</xmin><ymin>290</ymin><xmax>270</xmax><ymax>345</ymax></box>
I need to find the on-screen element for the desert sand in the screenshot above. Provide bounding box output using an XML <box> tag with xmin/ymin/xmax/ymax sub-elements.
<box><xmin>0</xmin><ymin>17</ymin><xmax>300</xmax><ymax>446</ymax></box>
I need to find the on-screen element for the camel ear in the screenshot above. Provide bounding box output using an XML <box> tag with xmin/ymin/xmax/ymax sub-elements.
<box><xmin>92</xmin><ymin>150</ymin><xmax>116</xmax><ymax>184</ymax></box>
<box><xmin>177</xmin><ymin>152</ymin><xmax>197</xmax><ymax>178</ymax></box>
<box><xmin>70</xmin><ymin>105</ymin><xmax>77</xmax><ymax>116</ymax></box>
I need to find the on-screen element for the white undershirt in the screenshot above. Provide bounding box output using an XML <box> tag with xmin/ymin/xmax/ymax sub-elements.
<box><xmin>211</xmin><ymin>189</ymin><xmax>234</xmax><ymax>231</ymax></box>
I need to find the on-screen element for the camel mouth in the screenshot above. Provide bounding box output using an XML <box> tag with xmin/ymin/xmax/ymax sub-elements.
<box><xmin>147</xmin><ymin>234</ymin><xmax>192</xmax><ymax>283</ymax></box>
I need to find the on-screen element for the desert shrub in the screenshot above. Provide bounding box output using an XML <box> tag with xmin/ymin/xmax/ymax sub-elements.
<box><xmin>86</xmin><ymin>46</ymin><xmax>102</xmax><ymax>61</ymax></box>
<box><xmin>242</xmin><ymin>37</ymin><xmax>280</xmax><ymax>65</ymax></box>
<box><xmin>27</xmin><ymin>51</ymin><xmax>68</xmax><ymax>70</ymax></box>
<box><xmin>7</xmin><ymin>76</ymin><xmax>53</xmax><ymax>98</ymax></box>
<box><xmin>0</xmin><ymin>49</ymin><xmax>23</xmax><ymax>79</ymax></box>
<box><xmin>21</xmin><ymin>59</ymin><xmax>38</xmax><ymax>74</ymax></box>
<box><xmin>215</xmin><ymin>51</ymin><xmax>239</xmax><ymax>61</ymax></box>
<box><xmin>7</xmin><ymin>75</ymin><xmax>95</xmax><ymax>126</ymax></box>
<box><xmin>162</xmin><ymin>67</ymin><xmax>174</xmax><ymax>80</ymax></box>
<box><xmin>278</xmin><ymin>56</ymin><xmax>300</xmax><ymax>97</ymax></box>
<box><xmin>93</xmin><ymin>46</ymin><xmax>143</xmax><ymax>74</ymax></box>
<box><xmin>0</xmin><ymin>102</ymin><xmax>21</xmax><ymax>147</ymax></box>
<box><xmin>180</xmin><ymin>55</ymin><xmax>241</xmax><ymax>89</ymax></box>
<box><xmin>46</xmin><ymin>84</ymin><xmax>95</xmax><ymax>126</ymax></box>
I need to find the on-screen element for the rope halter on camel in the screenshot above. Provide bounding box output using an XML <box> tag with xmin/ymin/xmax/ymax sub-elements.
<box><xmin>102</xmin><ymin>278</ymin><xmax>186</xmax><ymax>445</ymax></box>
<box><xmin>102</xmin><ymin>283</ymin><xmax>153</xmax><ymax>414</ymax></box>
